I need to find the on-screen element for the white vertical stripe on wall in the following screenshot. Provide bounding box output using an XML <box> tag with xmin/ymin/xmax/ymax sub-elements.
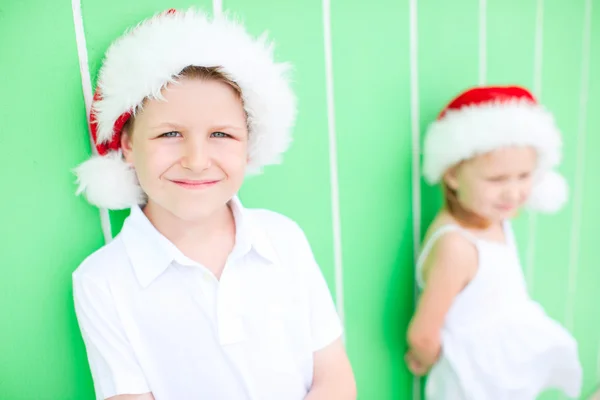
<box><xmin>71</xmin><ymin>0</ymin><xmax>113</xmax><ymax>244</ymax></box>
<box><xmin>565</xmin><ymin>0</ymin><xmax>592</xmax><ymax>333</ymax></box>
<box><xmin>478</xmin><ymin>0</ymin><xmax>487</xmax><ymax>85</ymax></box>
<box><xmin>525</xmin><ymin>0</ymin><xmax>545</xmax><ymax>291</ymax></box>
<box><xmin>532</xmin><ymin>0</ymin><xmax>544</xmax><ymax>101</ymax></box>
<box><xmin>321</xmin><ymin>0</ymin><xmax>346</xmax><ymax>334</ymax></box>
<box><xmin>597</xmin><ymin>337</ymin><xmax>600</xmax><ymax>383</ymax></box>
<box><xmin>409</xmin><ymin>0</ymin><xmax>421</xmax><ymax>398</ymax></box>
<box><xmin>212</xmin><ymin>0</ymin><xmax>222</xmax><ymax>16</ymax></box>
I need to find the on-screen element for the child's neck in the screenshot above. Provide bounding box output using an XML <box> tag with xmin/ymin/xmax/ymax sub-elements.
<box><xmin>143</xmin><ymin>201</ymin><xmax>236</xmax><ymax>278</ymax></box>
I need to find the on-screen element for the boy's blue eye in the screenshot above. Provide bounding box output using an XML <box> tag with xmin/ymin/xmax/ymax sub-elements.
<box><xmin>211</xmin><ymin>131</ymin><xmax>230</xmax><ymax>138</ymax></box>
<box><xmin>160</xmin><ymin>131</ymin><xmax>181</xmax><ymax>138</ymax></box>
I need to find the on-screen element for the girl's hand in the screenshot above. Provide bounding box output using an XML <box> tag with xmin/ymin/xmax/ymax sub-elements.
<box><xmin>404</xmin><ymin>349</ymin><xmax>431</xmax><ymax>376</ymax></box>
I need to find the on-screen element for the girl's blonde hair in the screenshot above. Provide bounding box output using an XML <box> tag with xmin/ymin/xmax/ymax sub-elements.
<box><xmin>442</xmin><ymin>163</ymin><xmax>491</xmax><ymax>229</ymax></box>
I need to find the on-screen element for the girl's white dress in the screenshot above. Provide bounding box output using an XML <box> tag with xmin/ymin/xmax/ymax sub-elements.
<box><xmin>416</xmin><ymin>220</ymin><xmax>582</xmax><ymax>400</ymax></box>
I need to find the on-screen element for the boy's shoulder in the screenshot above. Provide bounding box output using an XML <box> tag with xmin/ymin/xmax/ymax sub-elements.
<box><xmin>244</xmin><ymin>207</ymin><xmax>313</xmax><ymax>253</ymax></box>
<box><xmin>245</xmin><ymin>207</ymin><xmax>304</xmax><ymax>235</ymax></box>
<box><xmin>72</xmin><ymin>234</ymin><xmax>130</xmax><ymax>284</ymax></box>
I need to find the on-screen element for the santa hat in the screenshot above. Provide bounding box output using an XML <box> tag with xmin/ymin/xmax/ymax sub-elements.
<box><xmin>422</xmin><ymin>85</ymin><xmax>568</xmax><ymax>213</ymax></box>
<box><xmin>73</xmin><ymin>8</ymin><xmax>297</xmax><ymax>210</ymax></box>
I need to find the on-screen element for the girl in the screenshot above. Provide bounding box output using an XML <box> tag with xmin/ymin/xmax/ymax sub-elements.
<box><xmin>405</xmin><ymin>86</ymin><xmax>583</xmax><ymax>399</ymax></box>
<box><xmin>72</xmin><ymin>8</ymin><xmax>356</xmax><ymax>400</ymax></box>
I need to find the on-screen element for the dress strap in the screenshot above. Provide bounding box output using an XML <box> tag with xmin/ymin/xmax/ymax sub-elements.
<box><xmin>501</xmin><ymin>219</ymin><xmax>516</xmax><ymax>248</ymax></box>
<box><xmin>416</xmin><ymin>224</ymin><xmax>478</xmax><ymax>288</ymax></box>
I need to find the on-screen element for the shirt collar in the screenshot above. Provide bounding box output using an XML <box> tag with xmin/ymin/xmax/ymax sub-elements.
<box><xmin>120</xmin><ymin>195</ymin><xmax>278</xmax><ymax>288</ymax></box>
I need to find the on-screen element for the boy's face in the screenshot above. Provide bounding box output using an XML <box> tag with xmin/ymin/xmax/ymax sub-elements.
<box><xmin>445</xmin><ymin>146</ymin><xmax>537</xmax><ymax>222</ymax></box>
<box><xmin>122</xmin><ymin>78</ymin><xmax>248</xmax><ymax>222</ymax></box>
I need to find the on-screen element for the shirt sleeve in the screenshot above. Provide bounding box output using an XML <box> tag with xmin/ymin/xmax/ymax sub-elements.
<box><xmin>73</xmin><ymin>272</ymin><xmax>150</xmax><ymax>399</ymax></box>
<box><xmin>295</xmin><ymin>224</ymin><xmax>344</xmax><ymax>352</ymax></box>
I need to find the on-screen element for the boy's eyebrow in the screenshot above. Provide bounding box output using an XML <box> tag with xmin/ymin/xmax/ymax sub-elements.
<box><xmin>150</xmin><ymin>122</ymin><xmax>187</xmax><ymax>130</ymax></box>
<box><xmin>213</xmin><ymin>124</ymin><xmax>247</xmax><ymax>132</ymax></box>
<box><xmin>149</xmin><ymin>122</ymin><xmax>247</xmax><ymax>131</ymax></box>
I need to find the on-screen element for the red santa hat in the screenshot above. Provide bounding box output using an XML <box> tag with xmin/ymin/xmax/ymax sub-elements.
<box><xmin>74</xmin><ymin>8</ymin><xmax>297</xmax><ymax>209</ymax></box>
<box><xmin>422</xmin><ymin>85</ymin><xmax>568</xmax><ymax>213</ymax></box>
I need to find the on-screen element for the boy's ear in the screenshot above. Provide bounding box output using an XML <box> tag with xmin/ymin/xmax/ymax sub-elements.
<box><xmin>121</xmin><ymin>130</ymin><xmax>134</xmax><ymax>164</ymax></box>
<box><xmin>443</xmin><ymin>166</ymin><xmax>460</xmax><ymax>191</ymax></box>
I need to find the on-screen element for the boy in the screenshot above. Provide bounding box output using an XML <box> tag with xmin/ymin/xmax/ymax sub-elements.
<box><xmin>73</xmin><ymin>8</ymin><xmax>356</xmax><ymax>400</ymax></box>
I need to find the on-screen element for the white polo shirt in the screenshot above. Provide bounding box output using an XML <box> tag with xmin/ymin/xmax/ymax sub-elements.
<box><xmin>73</xmin><ymin>196</ymin><xmax>343</xmax><ymax>400</ymax></box>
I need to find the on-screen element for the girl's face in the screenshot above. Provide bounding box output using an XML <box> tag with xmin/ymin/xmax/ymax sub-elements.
<box><xmin>122</xmin><ymin>78</ymin><xmax>248</xmax><ymax>222</ymax></box>
<box><xmin>445</xmin><ymin>146</ymin><xmax>537</xmax><ymax>222</ymax></box>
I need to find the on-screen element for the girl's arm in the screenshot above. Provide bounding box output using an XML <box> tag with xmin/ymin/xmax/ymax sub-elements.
<box><xmin>406</xmin><ymin>232</ymin><xmax>478</xmax><ymax>370</ymax></box>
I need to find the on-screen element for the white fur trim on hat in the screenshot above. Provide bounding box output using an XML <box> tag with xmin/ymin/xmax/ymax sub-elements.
<box><xmin>74</xmin><ymin>8</ymin><xmax>297</xmax><ymax>210</ymax></box>
<box><xmin>423</xmin><ymin>99</ymin><xmax>563</xmax><ymax>183</ymax></box>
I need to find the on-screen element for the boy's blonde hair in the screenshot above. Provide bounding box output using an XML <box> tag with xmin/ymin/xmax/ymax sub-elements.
<box><xmin>124</xmin><ymin>65</ymin><xmax>243</xmax><ymax>136</ymax></box>
<box><xmin>116</xmin><ymin>65</ymin><xmax>247</xmax><ymax>210</ymax></box>
<box><xmin>178</xmin><ymin>65</ymin><xmax>243</xmax><ymax>97</ymax></box>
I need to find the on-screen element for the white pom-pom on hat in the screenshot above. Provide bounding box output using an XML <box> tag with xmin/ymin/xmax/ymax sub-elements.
<box><xmin>526</xmin><ymin>170</ymin><xmax>569</xmax><ymax>213</ymax></box>
<box><xmin>74</xmin><ymin>152</ymin><xmax>146</xmax><ymax>210</ymax></box>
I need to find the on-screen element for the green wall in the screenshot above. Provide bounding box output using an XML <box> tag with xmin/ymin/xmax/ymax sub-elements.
<box><xmin>0</xmin><ymin>0</ymin><xmax>598</xmax><ymax>399</ymax></box>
